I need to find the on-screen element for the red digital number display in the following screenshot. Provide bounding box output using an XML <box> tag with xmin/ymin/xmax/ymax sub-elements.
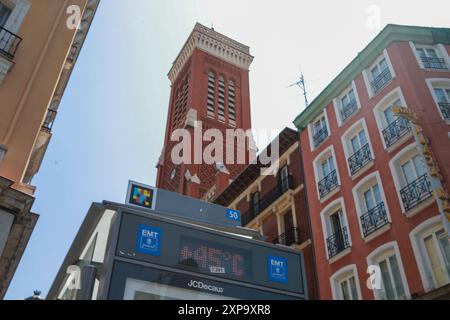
<box><xmin>179</xmin><ymin>236</ymin><xmax>252</xmax><ymax>278</ymax></box>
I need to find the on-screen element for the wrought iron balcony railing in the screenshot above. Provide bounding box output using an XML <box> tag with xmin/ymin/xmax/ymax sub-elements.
<box><xmin>326</xmin><ymin>226</ymin><xmax>350</xmax><ymax>259</ymax></box>
<box><xmin>313</xmin><ymin>126</ymin><xmax>328</xmax><ymax>148</ymax></box>
<box><xmin>42</xmin><ymin>109</ymin><xmax>57</xmax><ymax>133</ymax></box>
<box><xmin>438</xmin><ymin>102</ymin><xmax>450</xmax><ymax>121</ymax></box>
<box><xmin>348</xmin><ymin>143</ymin><xmax>372</xmax><ymax>176</ymax></box>
<box><xmin>382</xmin><ymin>117</ymin><xmax>411</xmax><ymax>148</ymax></box>
<box><xmin>341</xmin><ymin>99</ymin><xmax>358</xmax><ymax>122</ymax></box>
<box><xmin>360</xmin><ymin>202</ymin><xmax>389</xmax><ymax>238</ymax></box>
<box><xmin>421</xmin><ymin>56</ymin><xmax>448</xmax><ymax>70</ymax></box>
<box><xmin>318</xmin><ymin>170</ymin><xmax>339</xmax><ymax>199</ymax></box>
<box><xmin>0</xmin><ymin>26</ymin><xmax>22</xmax><ymax>60</ymax></box>
<box><xmin>276</xmin><ymin>228</ymin><xmax>300</xmax><ymax>246</ymax></box>
<box><xmin>400</xmin><ymin>174</ymin><xmax>433</xmax><ymax>212</ymax></box>
<box><xmin>371</xmin><ymin>68</ymin><xmax>392</xmax><ymax>94</ymax></box>
<box><xmin>241</xmin><ymin>175</ymin><xmax>295</xmax><ymax>226</ymax></box>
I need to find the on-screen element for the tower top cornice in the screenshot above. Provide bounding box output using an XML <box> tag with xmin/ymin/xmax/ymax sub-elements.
<box><xmin>168</xmin><ymin>23</ymin><xmax>254</xmax><ymax>83</ymax></box>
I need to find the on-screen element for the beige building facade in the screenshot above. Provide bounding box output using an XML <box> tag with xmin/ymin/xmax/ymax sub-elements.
<box><xmin>0</xmin><ymin>0</ymin><xmax>99</xmax><ymax>298</ymax></box>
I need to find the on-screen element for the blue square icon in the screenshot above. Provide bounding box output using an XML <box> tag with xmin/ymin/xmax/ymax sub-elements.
<box><xmin>268</xmin><ymin>256</ymin><xmax>288</xmax><ymax>283</ymax></box>
<box><xmin>136</xmin><ymin>225</ymin><xmax>162</xmax><ymax>256</ymax></box>
<box><xmin>226</xmin><ymin>208</ymin><xmax>241</xmax><ymax>222</ymax></box>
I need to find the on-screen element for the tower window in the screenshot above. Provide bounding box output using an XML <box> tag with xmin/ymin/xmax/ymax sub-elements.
<box><xmin>229</xmin><ymin>80</ymin><xmax>236</xmax><ymax>127</ymax></box>
<box><xmin>218</xmin><ymin>76</ymin><xmax>226</xmax><ymax>122</ymax></box>
<box><xmin>207</xmin><ymin>72</ymin><xmax>216</xmax><ymax>118</ymax></box>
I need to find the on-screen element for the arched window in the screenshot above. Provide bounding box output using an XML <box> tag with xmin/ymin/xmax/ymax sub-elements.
<box><xmin>228</xmin><ymin>80</ymin><xmax>236</xmax><ymax>126</ymax></box>
<box><xmin>207</xmin><ymin>72</ymin><xmax>216</xmax><ymax>118</ymax></box>
<box><xmin>218</xmin><ymin>76</ymin><xmax>226</xmax><ymax>122</ymax></box>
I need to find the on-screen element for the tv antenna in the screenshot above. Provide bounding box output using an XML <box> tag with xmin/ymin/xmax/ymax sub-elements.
<box><xmin>289</xmin><ymin>72</ymin><xmax>309</xmax><ymax>108</ymax></box>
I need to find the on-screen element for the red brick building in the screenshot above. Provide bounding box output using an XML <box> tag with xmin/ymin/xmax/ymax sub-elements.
<box><xmin>156</xmin><ymin>23</ymin><xmax>254</xmax><ymax>199</ymax></box>
<box><xmin>213</xmin><ymin>128</ymin><xmax>319</xmax><ymax>299</ymax></box>
<box><xmin>293</xmin><ymin>25</ymin><xmax>450</xmax><ymax>300</ymax></box>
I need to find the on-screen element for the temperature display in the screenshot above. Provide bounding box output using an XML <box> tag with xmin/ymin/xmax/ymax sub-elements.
<box><xmin>178</xmin><ymin>236</ymin><xmax>252</xmax><ymax>279</ymax></box>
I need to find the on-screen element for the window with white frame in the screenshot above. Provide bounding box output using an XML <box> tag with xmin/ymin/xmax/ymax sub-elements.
<box><xmin>422</xmin><ymin>228</ymin><xmax>450</xmax><ymax>288</ymax></box>
<box><xmin>338</xmin><ymin>86</ymin><xmax>359</xmax><ymax>123</ymax></box>
<box><xmin>0</xmin><ymin>2</ymin><xmax>12</xmax><ymax>27</ymax></box>
<box><xmin>373</xmin><ymin>88</ymin><xmax>412</xmax><ymax>150</ymax></box>
<box><xmin>338</xmin><ymin>275</ymin><xmax>359</xmax><ymax>300</ymax></box>
<box><xmin>411</xmin><ymin>217</ymin><xmax>450</xmax><ymax>292</ymax></box>
<box><xmin>363</xmin><ymin>184</ymin><xmax>383</xmax><ymax>213</ymax></box>
<box><xmin>314</xmin><ymin>147</ymin><xmax>340</xmax><ymax>200</ymax></box>
<box><xmin>342</xmin><ymin>121</ymin><xmax>373</xmax><ymax>177</ymax></box>
<box><xmin>311</xmin><ymin>115</ymin><xmax>329</xmax><ymax>148</ymax></box>
<box><xmin>321</xmin><ymin>200</ymin><xmax>350</xmax><ymax>260</ymax></box>
<box><xmin>433</xmin><ymin>87</ymin><xmax>450</xmax><ymax>121</ymax></box>
<box><xmin>331</xmin><ymin>265</ymin><xmax>362</xmax><ymax>300</ymax></box>
<box><xmin>279</xmin><ymin>165</ymin><xmax>290</xmax><ymax>192</ymax></box>
<box><xmin>353</xmin><ymin>173</ymin><xmax>390</xmax><ymax>239</ymax></box>
<box><xmin>369</xmin><ymin>57</ymin><xmax>393</xmax><ymax>95</ymax></box>
<box><xmin>390</xmin><ymin>144</ymin><xmax>433</xmax><ymax>214</ymax></box>
<box><xmin>318</xmin><ymin>155</ymin><xmax>338</xmax><ymax>198</ymax></box>
<box><xmin>415</xmin><ymin>45</ymin><xmax>448</xmax><ymax>70</ymax></box>
<box><xmin>376</xmin><ymin>250</ymin><xmax>407</xmax><ymax>300</ymax></box>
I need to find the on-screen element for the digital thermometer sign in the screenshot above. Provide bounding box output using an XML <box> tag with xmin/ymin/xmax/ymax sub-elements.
<box><xmin>178</xmin><ymin>236</ymin><xmax>252</xmax><ymax>279</ymax></box>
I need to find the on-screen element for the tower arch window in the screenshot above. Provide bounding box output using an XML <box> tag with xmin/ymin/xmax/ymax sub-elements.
<box><xmin>218</xmin><ymin>76</ymin><xmax>226</xmax><ymax>122</ymax></box>
<box><xmin>228</xmin><ymin>80</ymin><xmax>236</xmax><ymax>127</ymax></box>
<box><xmin>207</xmin><ymin>71</ymin><xmax>216</xmax><ymax>118</ymax></box>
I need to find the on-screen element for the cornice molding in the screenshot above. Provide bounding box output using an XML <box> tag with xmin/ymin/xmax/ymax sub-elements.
<box><xmin>168</xmin><ymin>23</ymin><xmax>254</xmax><ymax>83</ymax></box>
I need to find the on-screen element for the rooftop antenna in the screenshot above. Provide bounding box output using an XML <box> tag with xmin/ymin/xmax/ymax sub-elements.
<box><xmin>288</xmin><ymin>72</ymin><xmax>309</xmax><ymax>108</ymax></box>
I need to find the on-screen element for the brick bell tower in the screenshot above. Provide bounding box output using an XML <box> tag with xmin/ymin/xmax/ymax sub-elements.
<box><xmin>156</xmin><ymin>23</ymin><xmax>254</xmax><ymax>200</ymax></box>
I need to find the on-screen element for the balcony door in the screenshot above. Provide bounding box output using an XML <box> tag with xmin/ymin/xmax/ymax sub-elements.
<box><xmin>371</xmin><ymin>58</ymin><xmax>389</xmax><ymax>80</ymax></box>
<box><xmin>378</xmin><ymin>253</ymin><xmax>406</xmax><ymax>300</ymax></box>
<box><xmin>434</xmin><ymin>88</ymin><xmax>450</xmax><ymax>104</ymax></box>
<box><xmin>350</xmin><ymin>130</ymin><xmax>368</xmax><ymax>154</ymax></box>
<box><xmin>283</xmin><ymin>211</ymin><xmax>294</xmax><ymax>233</ymax></box>
<box><xmin>314</xmin><ymin>117</ymin><xmax>327</xmax><ymax>134</ymax></box>
<box><xmin>0</xmin><ymin>3</ymin><xmax>12</xmax><ymax>27</ymax></box>
<box><xmin>330</xmin><ymin>212</ymin><xmax>343</xmax><ymax>236</ymax></box>
<box><xmin>321</xmin><ymin>156</ymin><xmax>335</xmax><ymax>179</ymax></box>
<box><xmin>251</xmin><ymin>192</ymin><xmax>260</xmax><ymax>215</ymax></box>
<box><xmin>423</xmin><ymin>228</ymin><xmax>450</xmax><ymax>289</ymax></box>
<box><xmin>383</xmin><ymin>99</ymin><xmax>401</xmax><ymax>127</ymax></box>
<box><xmin>401</xmin><ymin>155</ymin><xmax>427</xmax><ymax>185</ymax></box>
<box><xmin>279</xmin><ymin>166</ymin><xmax>289</xmax><ymax>192</ymax></box>
<box><xmin>363</xmin><ymin>184</ymin><xmax>382</xmax><ymax>213</ymax></box>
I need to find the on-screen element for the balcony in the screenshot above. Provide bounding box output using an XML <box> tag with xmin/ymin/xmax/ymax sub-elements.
<box><xmin>382</xmin><ymin>117</ymin><xmax>411</xmax><ymax>148</ymax></box>
<box><xmin>438</xmin><ymin>102</ymin><xmax>450</xmax><ymax>121</ymax></box>
<box><xmin>371</xmin><ymin>68</ymin><xmax>392</xmax><ymax>94</ymax></box>
<box><xmin>326</xmin><ymin>226</ymin><xmax>350</xmax><ymax>259</ymax></box>
<box><xmin>400</xmin><ymin>174</ymin><xmax>433</xmax><ymax>212</ymax></box>
<box><xmin>348</xmin><ymin>143</ymin><xmax>372</xmax><ymax>176</ymax></box>
<box><xmin>241</xmin><ymin>175</ymin><xmax>295</xmax><ymax>226</ymax></box>
<box><xmin>0</xmin><ymin>26</ymin><xmax>22</xmax><ymax>60</ymax></box>
<box><xmin>360</xmin><ymin>202</ymin><xmax>389</xmax><ymax>238</ymax></box>
<box><xmin>341</xmin><ymin>99</ymin><xmax>358</xmax><ymax>122</ymax></box>
<box><xmin>318</xmin><ymin>170</ymin><xmax>339</xmax><ymax>199</ymax></box>
<box><xmin>274</xmin><ymin>228</ymin><xmax>300</xmax><ymax>246</ymax></box>
<box><xmin>313</xmin><ymin>126</ymin><xmax>328</xmax><ymax>148</ymax></box>
<box><xmin>421</xmin><ymin>56</ymin><xmax>447</xmax><ymax>70</ymax></box>
<box><xmin>42</xmin><ymin>109</ymin><xmax>57</xmax><ymax>133</ymax></box>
